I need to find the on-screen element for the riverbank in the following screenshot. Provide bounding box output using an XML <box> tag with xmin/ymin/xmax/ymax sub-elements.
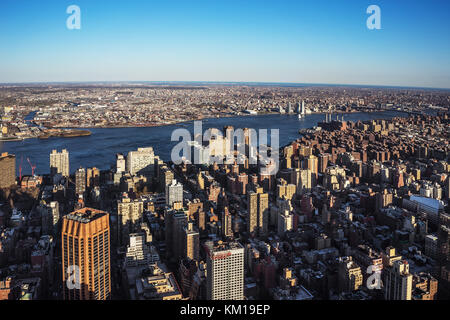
<box><xmin>1</xmin><ymin>110</ymin><xmax>417</xmax><ymax>177</ymax></box>
<box><xmin>34</xmin><ymin>109</ymin><xmax>401</xmax><ymax>129</ymax></box>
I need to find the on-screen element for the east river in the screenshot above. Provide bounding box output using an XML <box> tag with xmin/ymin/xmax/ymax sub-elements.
<box><xmin>0</xmin><ymin>111</ymin><xmax>417</xmax><ymax>176</ymax></box>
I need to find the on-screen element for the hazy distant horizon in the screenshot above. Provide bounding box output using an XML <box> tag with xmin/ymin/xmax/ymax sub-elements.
<box><xmin>1</xmin><ymin>80</ymin><xmax>449</xmax><ymax>91</ymax></box>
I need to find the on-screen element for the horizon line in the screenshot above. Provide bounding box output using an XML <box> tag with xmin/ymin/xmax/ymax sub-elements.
<box><xmin>0</xmin><ymin>80</ymin><xmax>449</xmax><ymax>91</ymax></box>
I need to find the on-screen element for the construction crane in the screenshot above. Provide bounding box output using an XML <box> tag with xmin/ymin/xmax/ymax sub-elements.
<box><xmin>19</xmin><ymin>156</ymin><xmax>23</xmax><ymax>182</ymax></box>
<box><xmin>27</xmin><ymin>157</ymin><xmax>37</xmax><ymax>176</ymax></box>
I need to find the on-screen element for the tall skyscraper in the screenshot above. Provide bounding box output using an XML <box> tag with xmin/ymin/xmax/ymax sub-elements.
<box><xmin>166</xmin><ymin>179</ymin><xmax>183</xmax><ymax>207</ymax></box>
<box><xmin>301</xmin><ymin>100</ymin><xmax>306</xmax><ymax>115</ymax></box>
<box><xmin>438</xmin><ymin>213</ymin><xmax>450</xmax><ymax>292</ymax></box>
<box><xmin>206</xmin><ymin>241</ymin><xmax>244</xmax><ymax>300</ymax></box>
<box><xmin>116</xmin><ymin>153</ymin><xmax>126</xmax><ymax>173</ymax></box>
<box><xmin>117</xmin><ymin>194</ymin><xmax>144</xmax><ymax>245</ymax></box>
<box><xmin>39</xmin><ymin>200</ymin><xmax>60</xmax><ymax>235</ymax></box>
<box><xmin>182</xmin><ymin>221</ymin><xmax>200</xmax><ymax>261</ymax></box>
<box><xmin>384</xmin><ymin>260</ymin><xmax>413</xmax><ymax>300</ymax></box>
<box><xmin>295</xmin><ymin>169</ymin><xmax>313</xmax><ymax>195</ymax></box>
<box><xmin>62</xmin><ymin>208</ymin><xmax>111</xmax><ymax>300</ymax></box>
<box><xmin>86</xmin><ymin>167</ymin><xmax>100</xmax><ymax>188</ymax></box>
<box><xmin>165</xmin><ymin>209</ymin><xmax>188</xmax><ymax>262</ymax></box>
<box><xmin>278</xmin><ymin>210</ymin><xmax>293</xmax><ymax>236</ymax></box>
<box><xmin>221</xmin><ymin>207</ymin><xmax>233</xmax><ymax>238</ymax></box>
<box><xmin>159</xmin><ymin>166</ymin><xmax>174</xmax><ymax>192</ymax></box>
<box><xmin>0</xmin><ymin>152</ymin><xmax>15</xmax><ymax>189</ymax></box>
<box><xmin>75</xmin><ymin>167</ymin><xmax>86</xmax><ymax>195</ymax></box>
<box><xmin>247</xmin><ymin>188</ymin><xmax>269</xmax><ymax>237</ymax></box>
<box><xmin>50</xmin><ymin>149</ymin><xmax>69</xmax><ymax>177</ymax></box>
<box><xmin>318</xmin><ymin>153</ymin><xmax>331</xmax><ymax>174</ymax></box>
<box><xmin>338</xmin><ymin>256</ymin><xmax>363</xmax><ymax>293</ymax></box>
<box><xmin>446</xmin><ymin>176</ymin><xmax>450</xmax><ymax>201</ymax></box>
<box><xmin>305</xmin><ymin>154</ymin><xmax>318</xmax><ymax>179</ymax></box>
<box><xmin>126</xmin><ymin>147</ymin><xmax>156</xmax><ymax>176</ymax></box>
<box><xmin>287</xmin><ymin>102</ymin><xmax>292</xmax><ymax>114</ymax></box>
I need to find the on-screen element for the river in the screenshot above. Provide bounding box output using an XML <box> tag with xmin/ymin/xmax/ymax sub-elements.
<box><xmin>0</xmin><ymin>111</ymin><xmax>415</xmax><ymax>176</ymax></box>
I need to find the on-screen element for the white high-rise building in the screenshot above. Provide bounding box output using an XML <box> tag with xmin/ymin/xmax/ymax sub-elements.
<box><xmin>206</xmin><ymin>241</ymin><xmax>244</xmax><ymax>300</ymax></box>
<box><xmin>116</xmin><ymin>153</ymin><xmax>126</xmax><ymax>173</ymax></box>
<box><xmin>126</xmin><ymin>147</ymin><xmax>156</xmax><ymax>176</ymax></box>
<box><xmin>50</xmin><ymin>149</ymin><xmax>69</xmax><ymax>177</ymax></box>
<box><xmin>287</xmin><ymin>102</ymin><xmax>292</xmax><ymax>114</ymax></box>
<box><xmin>166</xmin><ymin>179</ymin><xmax>183</xmax><ymax>207</ymax></box>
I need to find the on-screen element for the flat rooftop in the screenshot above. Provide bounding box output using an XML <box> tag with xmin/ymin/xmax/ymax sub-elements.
<box><xmin>65</xmin><ymin>207</ymin><xmax>108</xmax><ymax>223</ymax></box>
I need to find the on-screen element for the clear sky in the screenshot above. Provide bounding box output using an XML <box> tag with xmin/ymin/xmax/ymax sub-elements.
<box><xmin>0</xmin><ymin>0</ymin><xmax>449</xmax><ymax>88</ymax></box>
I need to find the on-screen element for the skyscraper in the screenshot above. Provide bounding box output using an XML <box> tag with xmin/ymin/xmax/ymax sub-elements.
<box><xmin>116</xmin><ymin>153</ymin><xmax>126</xmax><ymax>174</ymax></box>
<box><xmin>39</xmin><ymin>200</ymin><xmax>59</xmax><ymax>236</ymax></box>
<box><xmin>126</xmin><ymin>147</ymin><xmax>156</xmax><ymax>176</ymax></box>
<box><xmin>159</xmin><ymin>166</ymin><xmax>174</xmax><ymax>192</ymax></box>
<box><xmin>165</xmin><ymin>209</ymin><xmax>188</xmax><ymax>262</ymax></box>
<box><xmin>117</xmin><ymin>194</ymin><xmax>144</xmax><ymax>245</ymax></box>
<box><xmin>62</xmin><ymin>208</ymin><xmax>111</xmax><ymax>300</ymax></box>
<box><xmin>166</xmin><ymin>179</ymin><xmax>183</xmax><ymax>207</ymax></box>
<box><xmin>247</xmin><ymin>188</ymin><xmax>269</xmax><ymax>237</ymax></box>
<box><xmin>206</xmin><ymin>241</ymin><xmax>244</xmax><ymax>300</ymax></box>
<box><xmin>278</xmin><ymin>210</ymin><xmax>293</xmax><ymax>236</ymax></box>
<box><xmin>86</xmin><ymin>167</ymin><xmax>100</xmax><ymax>188</ymax></box>
<box><xmin>183</xmin><ymin>221</ymin><xmax>200</xmax><ymax>261</ymax></box>
<box><xmin>446</xmin><ymin>176</ymin><xmax>450</xmax><ymax>201</ymax></box>
<box><xmin>221</xmin><ymin>207</ymin><xmax>233</xmax><ymax>238</ymax></box>
<box><xmin>75</xmin><ymin>167</ymin><xmax>86</xmax><ymax>195</ymax></box>
<box><xmin>0</xmin><ymin>152</ymin><xmax>15</xmax><ymax>189</ymax></box>
<box><xmin>318</xmin><ymin>153</ymin><xmax>331</xmax><ymax>174</ymax></box>
<box><xmin>295</xmin><ymin>169</ymin><xmax>313</xmax><ymax>195</ymax></box>
<box><xmin>437</xmin><ymin>213</ymin><xmax>450</xmax><ymax>292</ymax></box>
<box><xmin>384</xmin><ymin>260</ymin><xmax>413</xmax><ymax>300</ymax></box>
<box><xmin>305</xmin><ymin>154</ymin><xmax>318</xmax><ymax>179</ymax></box>
<box><xmin>50</xmin><ymin>149</ymin><xmax>69</xmax><ymax>177</ymax></box>
<box><xmin>301</xmin><ymin>100</ymin><xmax>306</xmax><ymax>115</ymax></box>
<box><xmin>338</xmin><ymin>256</ymin><xmax>363</xmax><ymax>293</ymax></box>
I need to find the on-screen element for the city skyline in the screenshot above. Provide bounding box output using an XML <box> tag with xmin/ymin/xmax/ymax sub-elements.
<box><xmin>1</xmin><ymin>0</ymin><xmax>449</xmax><ymax>88</ymax></box>
<box><xmin>0</xmin><ymin>0</ymin><xmax>449</xmax><ymax>307</ymax></box>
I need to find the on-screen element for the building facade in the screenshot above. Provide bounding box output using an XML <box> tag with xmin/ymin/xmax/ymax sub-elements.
<box><xmin>61</xmin><ymin>208</ymin><xmax>111</xmax><ymax>300</ymax></box>
<box><xmin>206</xmin><ymin>241</ymin><xmax>244</xmax><ymax>300</ymax></box>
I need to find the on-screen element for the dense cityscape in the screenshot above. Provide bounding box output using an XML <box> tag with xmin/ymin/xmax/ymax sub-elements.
<box><xmin>1</xmin><ymin>0</ymin><xmax>450</xmax><ymax>313</ymax></box>
<box><xmin>0</xmin><ymin>84</ymin><xmax>448</xmax><ymax>141</ymax></box>
<box><xmin>0</xmin><ymin>85</ymin><xmax>449</xmax><ymax>301</ymax></box>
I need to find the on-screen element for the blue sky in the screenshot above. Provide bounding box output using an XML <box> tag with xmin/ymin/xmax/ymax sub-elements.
<box><xmin>0</xmin><ymin>0</ymin><xmax>449</xmax><ymax>88</ymax></box>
